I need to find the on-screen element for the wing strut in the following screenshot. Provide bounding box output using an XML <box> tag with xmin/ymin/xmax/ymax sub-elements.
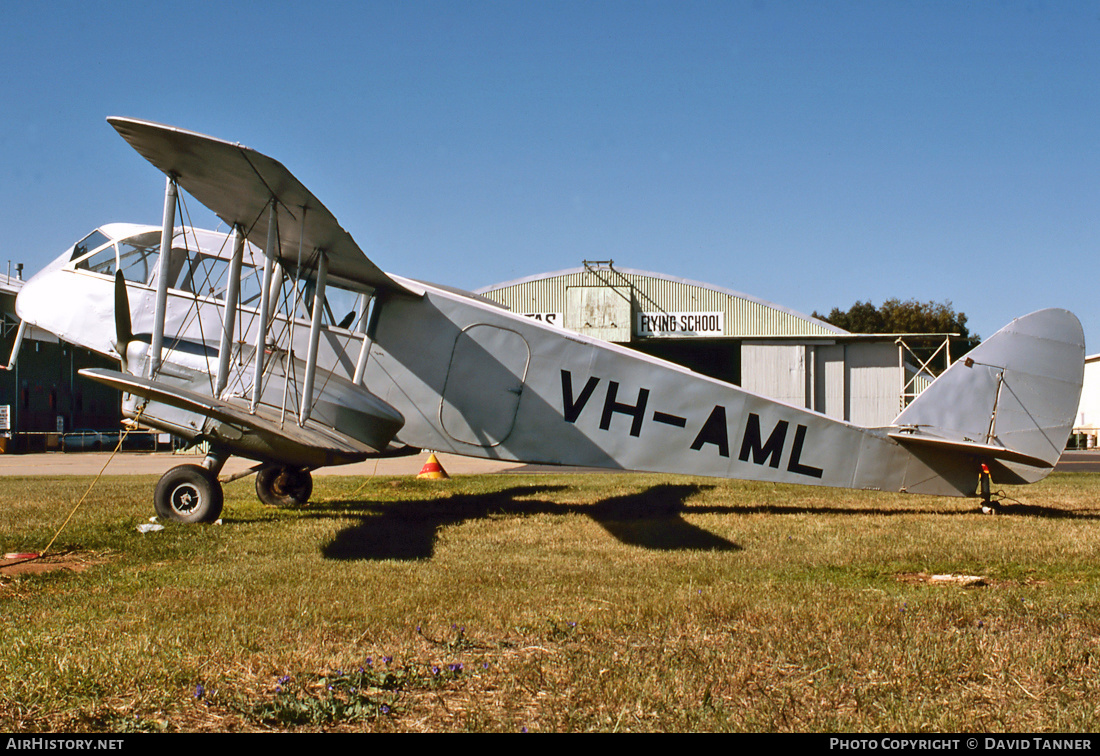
<box><xmin>251</xmin><ymin>200</ymin><xmax>278</xmax><ymax>412</ymax></box>
<box><xmin>351</xmin><ymin>294</ymin><xmax>374</xmax><ymax>385</ymax></box>
<box><xmin>214</xmin><ymin>225</ymin><xmax>245</xmax><ymax>398</ymax></box>
<box><xmin>148</xmin><ymin>175</ymin><xmax>178</xmax><ymax>378</ymax></box>
<box><xmin>299</xmin><ymin>249</ymin><xmax>328</xmax><ymax>425</ymax></box>
<box><xmin>2</xmin><ymin>321</ymin><xmax>26</xmax><ymax>371</ymax></box>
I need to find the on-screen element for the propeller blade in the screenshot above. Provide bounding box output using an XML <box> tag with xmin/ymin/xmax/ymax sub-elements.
<box><xmin>114</xmin><ymin>270</ymin><xmax>133</xmax><ymax>368</ymax></box>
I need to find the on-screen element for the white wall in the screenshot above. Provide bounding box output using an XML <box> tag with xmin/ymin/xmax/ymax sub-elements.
<box><xmin>740</xmin><ymin>340</ymin><xmax>904</xmax><ymax>427</ymax></box>
<box><xmin>1073</xmin><ymin>355</ymin><xmax>1100</xmax><ymax>444</ymax></box>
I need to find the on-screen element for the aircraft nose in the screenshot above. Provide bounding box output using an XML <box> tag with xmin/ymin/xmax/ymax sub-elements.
<box><xmin>14</xmin><ymin>266</ymin><xmax>53</xmax><ymax>324</ymax></box>
<box><xmin>14</xmin><ymin>241</ymin><xmax>116</xmax><ymax>357</ymax></box>
<box><xmin>15</xmin><ymin>244</ymin><xmax>75</xmax><ymax>325</ymax></box>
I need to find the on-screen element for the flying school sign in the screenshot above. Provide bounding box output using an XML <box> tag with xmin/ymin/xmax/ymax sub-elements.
<box><xmin>637</xmin><ymin>311</ymin><xmax>724</xmax><ymax>338</ymax></box>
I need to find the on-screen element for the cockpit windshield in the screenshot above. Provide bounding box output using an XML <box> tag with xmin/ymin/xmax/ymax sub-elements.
<box><xmin>72</xmin><ymin>227</ymin><xmax>260</xmax><ymax>299</ymax></box>
<box><xmin>70</xmin><ymin>231</ymin><xmax>115</xmax><ymax>275</ymax></box>
<box><xmin>69</xmin><ymin>226</ymin><xmax>371</xmax><ymax>332</ymax></box>
<box><xmin>69</xmin><ymin>230</ymin><xmax>111</xmax><ymax>263</ymax></box>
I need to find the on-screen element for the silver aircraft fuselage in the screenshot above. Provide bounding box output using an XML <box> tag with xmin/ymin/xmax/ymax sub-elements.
<box><xmin>20</xmin><ymin>222</ymin><xmax>1083</xmax><ymax>497</ymax></box>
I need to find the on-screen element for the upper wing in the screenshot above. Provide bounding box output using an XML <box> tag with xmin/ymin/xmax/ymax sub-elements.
<box><xmin>108</xmin><ymin>116</ymin><xmax>421</xmax><ymax>297</ymax></box>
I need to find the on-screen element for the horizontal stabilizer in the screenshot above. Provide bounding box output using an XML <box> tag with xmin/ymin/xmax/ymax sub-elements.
<box><xmin>887</xmin><ymin>431</ymin><xmax>1053</xmax><ymax>469</ymax></box>
<box><xmin>107</xmin><ymin>117</ymin><xmax>422</xmax><ymax>297</ymax></box>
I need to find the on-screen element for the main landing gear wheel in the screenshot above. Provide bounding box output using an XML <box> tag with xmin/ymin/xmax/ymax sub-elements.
<box><xmin>154</xmin><ymin>464</ymin><xmax>224</xmax><ymax>523</ymax></box>
<box><xmin>255</xmin><ymin>466</ymin><xmax>313</xmax><ymax>507</ymax></box>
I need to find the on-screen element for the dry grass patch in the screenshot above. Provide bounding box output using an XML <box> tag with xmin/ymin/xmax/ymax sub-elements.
<box><xmin>2</xmin><ymin>471</ymin><xmax>1100</xmax><ymax>731</ymax></box>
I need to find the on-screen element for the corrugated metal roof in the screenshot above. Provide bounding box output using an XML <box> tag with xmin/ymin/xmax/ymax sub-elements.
<box><xmin>0</xmin><ymin>273</ymin><xmax>24</xmax><ymax>297</ymax></box>
<box><xmin>476</xmin><ymin>266</ymin><xmax>846</xmax><ymax>338</ymax></box>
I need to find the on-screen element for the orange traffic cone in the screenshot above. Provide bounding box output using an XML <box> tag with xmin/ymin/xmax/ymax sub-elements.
<box><xmin>417</xmin><ymin>452</ymin><xmax>450</xmax><ymax>480</ymax></box>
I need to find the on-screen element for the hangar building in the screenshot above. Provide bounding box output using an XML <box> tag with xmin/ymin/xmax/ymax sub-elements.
<box><xmin>478</xmin><ymin>261</ymin><xmax>954</xmax><ymax>428</ymax></box>
<box><xmin>0</xmin><ymin>270</ymin><xmax>121</xmax><ymax>448</ymax></box>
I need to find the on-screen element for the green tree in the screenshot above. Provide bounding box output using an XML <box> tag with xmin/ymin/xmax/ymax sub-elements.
<box><xmin>812</xmin><ymin>299</ymin><xmax>978</xmax><ymax>371</ymax></box>
<box><xmin>813</xmin><ymin>298</ymin><xmax>975</xmax><ymax>340</ymax></box>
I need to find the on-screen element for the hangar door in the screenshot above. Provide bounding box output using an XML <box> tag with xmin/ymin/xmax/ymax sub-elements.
<box><xmin>566</xmin><ymin>286</ymin><xmax>632</xmax><ymax>342</ymax></box>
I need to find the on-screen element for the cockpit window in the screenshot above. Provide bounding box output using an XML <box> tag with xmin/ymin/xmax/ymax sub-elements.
<box><xmin>164</xmin><ymin>242</ymin><xmax>252</xmax><ymax>302</ymax></box>
<box><xmin>239</xmin><ymin>265</ymin><xmax>263</xmax><ymax>308</ymax></box>
<box><xmin>75</xmin><ymin>244</ymin><xmax>117</xmax><ymax>276</ymax></box>
<box><xmin>67</xmin><ymin>228</ymin><xmax>367</xmax><ymax>327</ymax></box>
<box><xmin>323</xmin><ymin>285</ymin><xmax>366</xmax><ymax>330</ymax></box>
<box><xmin>282</xmin><ymin>279</ymin><xmax>368</xmax><ymax>331</ymax></box>
<box><xmin>175</xmin><ymin>252</ymin><xmax>230</xmax><ymax>298</ymax></box>
<box><xmin>117</xmin><ymin>233</ymin><xmax>161</xmax><ymax>284</ymax></box>
<box><xmin>70</xmin><ymin>231</ymin><xmax>110</xmax><ymax>262</ymax></box>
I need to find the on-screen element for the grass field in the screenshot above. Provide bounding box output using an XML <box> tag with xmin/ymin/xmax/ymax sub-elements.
<box><xmin>2</xmin><ymin>470</ymin><xmax>1100</xmax><ymax>732</ymax></box>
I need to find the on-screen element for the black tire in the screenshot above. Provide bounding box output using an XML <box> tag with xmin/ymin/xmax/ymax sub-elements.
<box><xmin>255</xmin><ymin>466</ymin><xmax>313</xmax><ymax>507</ymax></box>
<box><xmin>154</xmin><ymin>464</ymin><xmax>224</xmax><ymax>523</ymax></box>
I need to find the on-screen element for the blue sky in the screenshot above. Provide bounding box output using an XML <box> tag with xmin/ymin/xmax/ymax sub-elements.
<box><xmin>2</xmin><ymin>1</ymin><xmax>1097</xmax><ymax>347</ymax></box>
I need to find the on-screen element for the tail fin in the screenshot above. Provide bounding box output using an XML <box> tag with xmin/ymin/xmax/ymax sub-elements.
<box><xmin>889</xmin><ymin>309</ymin><xmax>1085</xmax><ymax>485</ymax></box>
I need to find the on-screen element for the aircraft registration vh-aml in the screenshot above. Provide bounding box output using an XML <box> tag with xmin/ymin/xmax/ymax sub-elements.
<box><xmin>11</xmin><ymin>118</ymin><xmax>1086</xmax><ymax>523</ymax></box>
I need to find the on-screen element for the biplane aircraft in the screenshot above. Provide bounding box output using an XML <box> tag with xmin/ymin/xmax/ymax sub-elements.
<box><xmin>12</xmin><ymin>118</ymin><xmax>1086</xmax><ymax>523</ymax></box>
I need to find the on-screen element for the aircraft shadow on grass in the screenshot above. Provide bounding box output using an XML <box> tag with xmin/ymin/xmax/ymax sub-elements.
<box><xmin>297</xmin><ymin>482</ymin><xmax>1100</xmax><ymax>562</ymax></box>
<box><xmin>314</xmin><ymin>483</ymin><xmax>739</xmax><ymax>561</ymax></box>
